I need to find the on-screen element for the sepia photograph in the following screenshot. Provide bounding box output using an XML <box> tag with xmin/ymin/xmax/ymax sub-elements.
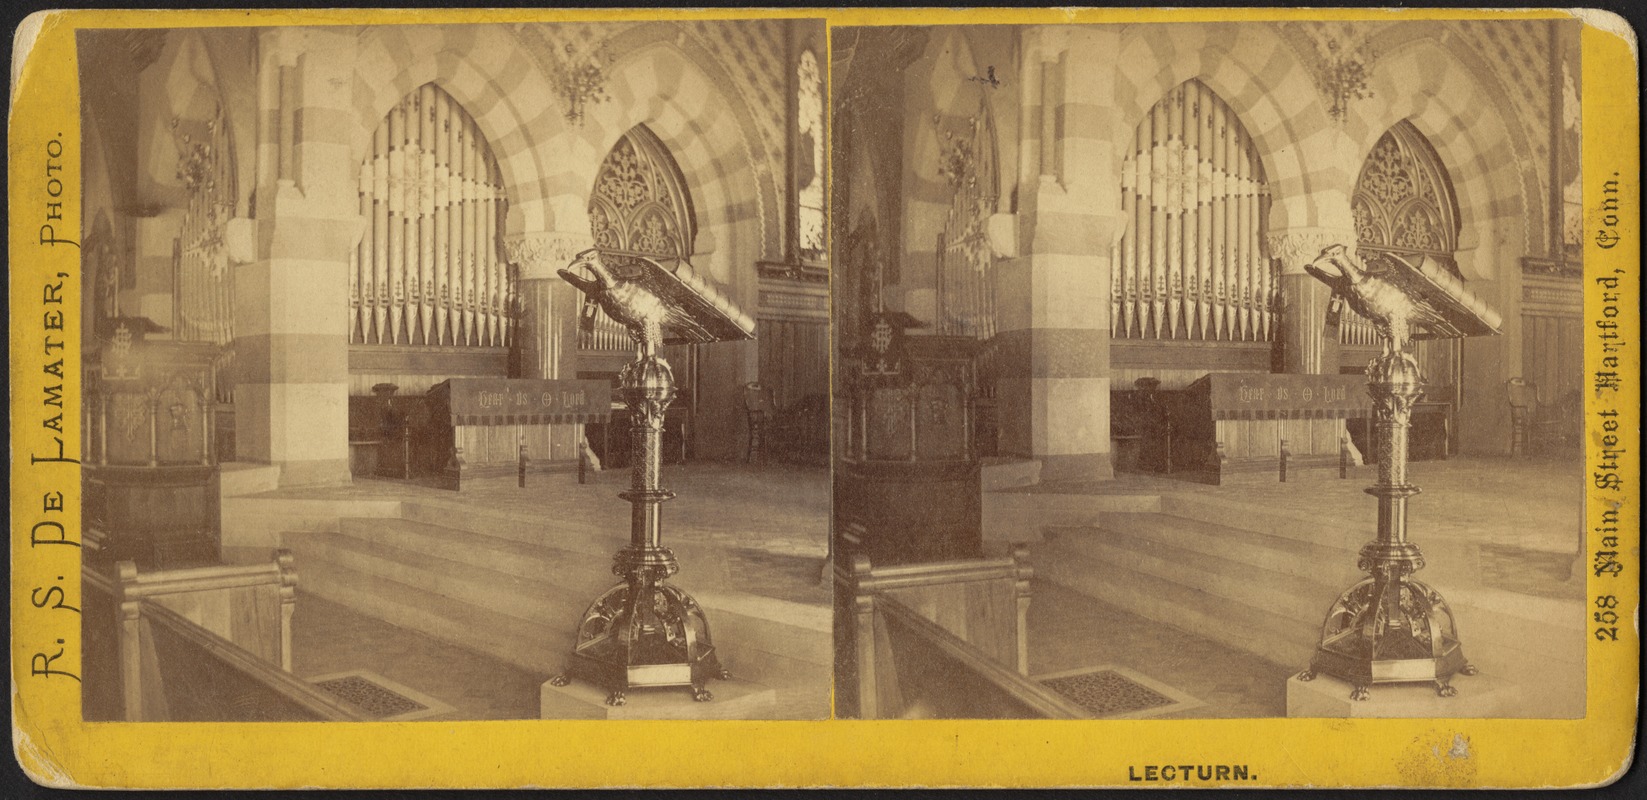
<box><xmin>7</xmin><ymin>5</ymin><xmax>1636</xmax><ymax>790</ymax></box>
<box><xmin>73</xmin><ymin>17</ymin><xmax>832</xmax><ymax>722</ymax></box>
<box><xmin>831</xmin><ymin>18</ymin><xmax>1589</xmax><ymax>720</ymax></box>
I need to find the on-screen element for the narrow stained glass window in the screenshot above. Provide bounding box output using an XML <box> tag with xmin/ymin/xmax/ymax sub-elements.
<box><xmin>796</xmin><ymin>49</ymin><xmax>825</xmax><ymax>262</ymax></box>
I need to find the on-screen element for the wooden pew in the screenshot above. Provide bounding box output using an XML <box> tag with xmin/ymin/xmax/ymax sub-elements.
<box><xmin>836</xmin><ymin>544</ymin><xmax>1089</xmax><ymax>719</ymax></box>
<box><xmin>83</xmin><ymin>551</ymin><xmax>362</xmax><ymax>722</ymax></box>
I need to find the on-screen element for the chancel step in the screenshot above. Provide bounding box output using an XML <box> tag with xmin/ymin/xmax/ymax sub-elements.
<box><xmin>283</xmin><ymin>517</ymin><xmax>830</xmax><ymax>718</ymax></box>
<box><xmin>1032</xmin><ymin>503</ymin><xmax>1584</xmax><ymax>717</ymax></box>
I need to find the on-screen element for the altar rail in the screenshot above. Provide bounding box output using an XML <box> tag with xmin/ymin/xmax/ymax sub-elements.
<box><xmin>83</xmin><ymin>552</ymin><xmax>362</xmax><ymax>722</ymax></box>
<box><xmin>835</xmin><ymin>546</ymin><xmax>1087</xmax><ymax>719</ymax></box>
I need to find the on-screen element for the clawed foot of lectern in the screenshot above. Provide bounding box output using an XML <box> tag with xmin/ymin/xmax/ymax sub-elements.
<box><xmin>692</xmin><ymin>685</ymin><xmax>714</xmax><ymax>702</ymax></box>
<box><xmin>548</xmin><ymin>674</ymin><xmax>570</xmax><ymax>687</ymax></box>
<box><xmin>1459</xmin><ymin>663</ymin><xmax>1479</xmax><ymax>677</ymax></box>
<box><xmin>718</xmin><ymin>668</ymin><xmax>733</xmax><ymax>681</ymax></box>
<box><xmin>1435</xmin><ymin>681</ymin><xmax>1458</xmax><ymax>698</ymax></box>
<box><xmin>1349</xmin><ymin>684</ymin><xmax>1370</xmax><ymax>701</ymax></box>
<box><xmin>605</xmin><ymin>690</ymin><xmax>627</xmax><ymax>706</ymax></box>
<box><xmin>1297</xmin><ymin>669</ymin><xmax>1316</xmax><ymax>682</ymax></box>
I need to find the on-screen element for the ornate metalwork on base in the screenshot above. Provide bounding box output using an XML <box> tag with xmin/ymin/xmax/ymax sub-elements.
<box><xmin>550</xmin><ymin>250</ymin><xmax>755</xmax><ymax>705</ymax></box>
<box><xmin>556</xmin><ymin>562</ymin><xmax>727</xmax><ymax>704</ymax></box>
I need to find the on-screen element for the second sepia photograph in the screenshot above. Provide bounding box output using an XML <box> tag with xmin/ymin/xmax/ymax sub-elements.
<box><xmin>831</xmin><ymin>19</ymin><xmax>1586</xmax><ymax>720</ymax></box>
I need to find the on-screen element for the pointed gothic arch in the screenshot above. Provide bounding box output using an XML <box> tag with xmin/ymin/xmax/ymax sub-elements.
<box><xmin>588</xmin><ymin>124</ymin><xmax>697</xmax><ymax>260</ymax></box>
<box><xmin>353</xmin><ymin>83</ymin><xmax>512</xmax><ymax>351</ymax></box>
<box><xmin>580</xmin><ymin>124</ymin><xmax>698</xmax><ymax>352</ymax></box>
<box><xmin>1114</xmin><ymin>79</ymin><xmax>1273</xmax><ymax>344</ymax></box>
<box><xmin>1352</xmin><ymin>120</ymin><xmax>1462</xmax><ymax>265</ymax></box>
<box><xmin>1350</xmin><ymin>120</ymin><xmax>1465</xmax><ymax>445</ymax></box>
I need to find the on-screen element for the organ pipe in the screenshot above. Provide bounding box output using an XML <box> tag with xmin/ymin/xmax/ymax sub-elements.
<box><xmin>1115</xmin><ymin>80</ymin><xmax>1274</xmax><ymax>343</ymax></box>
<box><xmin>173</xmin><ymin>106</ymin><xmax>236</xmax><ymax>346</ymax></box>
<box><xmin>1166</xmin><ymin>85</ymin><xmax>1183</xmax><ymax>339</ymax></box>
<box><xmin>354</xmin><ymin>85</ymin><xmax>509</xmax><ymax>348</ymax></box>
<box><xmin>934</xmin><ymin>106</ymin><xmax>999</xmax><ymax>341</ymax></box>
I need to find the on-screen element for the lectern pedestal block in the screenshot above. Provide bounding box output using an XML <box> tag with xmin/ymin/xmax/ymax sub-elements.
<box><xmin>1287</xmin><ymin>672</ymin><xmax>1520</xmax><ymax>718</ymax></box>
<box><xmin>541</xmin><ymin>674</ymin><xmax>776</xmax><ymax>720</ymax></box>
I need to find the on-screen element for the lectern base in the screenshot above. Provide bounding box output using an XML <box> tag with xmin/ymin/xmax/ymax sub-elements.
<box><xmin>541</xmin><ymin>675</ymin><xmax>776</xmax><ymax>720</ymax></box>
<box><xmin>555</xmin><ymin>579</ymin><xmax>727</xmax><ymax>704</ymax></box>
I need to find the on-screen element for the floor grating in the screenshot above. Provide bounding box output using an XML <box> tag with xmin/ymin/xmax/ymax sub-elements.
<box><xmin>310</xmin><ymin>670</ymin><xmax>456</xmax><ymax>721</ymax></box>
<box><xmin>1037</xmin><ymin>664</ymin><xmax>1205</xmax><ymax>719</ymax></box>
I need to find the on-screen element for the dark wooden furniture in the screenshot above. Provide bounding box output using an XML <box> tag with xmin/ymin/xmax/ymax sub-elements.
<box><xmin>1170</xmin><ymin>372</ymin><xmax>1371</xmax><ymax>484</ymax></box>
<box><xmin>742</xmin><ymin>383</ymin><xmax>827</xmax><ymax>465</ymax></box>
<box><xmin>742</xmin><ymin>382</ymin><xmax>784</xmax><ymax>462</ymax></box>
<box><xmin>1111</xmin><ymin>377</ymin><xmax>1176</xmax><ymax>473</ymax></box>
<box><xmin>424</xmin><ymin>378</ymin><xmax>611</xmax><ymax>487</ymax></box>
<box><xmin>837</xmin><ymin>333</ymin><xmax>981</xmax><ymax>566</ymax></box>
<box><xmin>1506</xmin><ymin>377</ymin><xmax>1568</xmax><ymax>456</ymax></box>
<box><xmin>589</xmin><ymin>404</ymin><xmax>691</xmax><ymax>469</ymax></box>
<box><xmin>84</xmin><ymin>328</ymin><xmax>222</xmax><ymax>569</ymax></box>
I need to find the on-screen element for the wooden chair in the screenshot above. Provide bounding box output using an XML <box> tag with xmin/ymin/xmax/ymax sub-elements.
<box><xmin>1506</xmin><ymin>378</ymin><xmax>1565</xmax><ymax>455</ymax></box>
<box><xmin>742</xmin><ymin>382</ymin><xmax>780</xmax><ymax>462</ymax></box>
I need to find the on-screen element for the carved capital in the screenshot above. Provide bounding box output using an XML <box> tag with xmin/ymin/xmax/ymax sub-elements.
<box><xmin>503</xmin><ymin>231</ymin><xmax>594</xmax><ymax>280</ymax></box>
<box><xmin>1266</xmin><ymin>227</ymin><xmax>1358</xmax><ymax>274</ymax></box>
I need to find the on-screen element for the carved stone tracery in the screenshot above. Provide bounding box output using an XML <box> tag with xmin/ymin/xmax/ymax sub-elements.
<box><xmin>1352</xmin><ymin>122</ymin><xmax>1460</xmax><ymax>261</ymax></box>
<box><xmin>589</xmin><ymin>127</ymin><xmax>695</xmax><ymax>260</ymax></box>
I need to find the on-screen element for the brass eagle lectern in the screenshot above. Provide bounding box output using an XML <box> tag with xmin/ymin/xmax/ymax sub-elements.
<box><xmin>1298</xmin><ymin>244</ymin><xmax>1503</xmax><ymax>700</ymax></box>
<box><xmin>550</xmin><ymin>248</ymin><xmax>755</xmax><ymax>705</ymax></box>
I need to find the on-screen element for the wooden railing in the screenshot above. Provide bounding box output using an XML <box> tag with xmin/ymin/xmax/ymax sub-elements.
<box><xmin>836</xmin><ymin>547</ymin><xmax>1088</xmax><ymax>719</ymax></box>
<box><xmin>84</xmin><ymin>551</ymin><xmax>362</xmax><ymax>722</ymax></box>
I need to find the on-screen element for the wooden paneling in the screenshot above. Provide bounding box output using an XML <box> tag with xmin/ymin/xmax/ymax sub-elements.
<box><xmin>757</xmin><ymin>317</ymin><xmax>829</xmax><ymax>411</ymax></box>
<box><xmin>1523</xmin><ymin>312</ymin><xmax>1584</xmax><ymax>405</ymax></box>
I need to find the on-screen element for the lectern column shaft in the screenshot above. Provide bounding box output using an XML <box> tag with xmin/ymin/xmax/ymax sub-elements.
<box><xmin>630</xmin><ymin>422</ymin><xmax>664</xmax><ymax>549</ymax></box>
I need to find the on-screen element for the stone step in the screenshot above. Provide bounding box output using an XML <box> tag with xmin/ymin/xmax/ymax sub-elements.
<box><xmin>1092</xmin><ymin>512</ymin><xmax>1362</xmax><ymax>588</ymax></box>
<box><xmin>284</xmin><ymin>532</ymin><xmax>831</xmax><ymax>688</ymax></box>
<box><xmin>1031</xmin><ymin>541</ymin><xmax>1318</xmax><ymax>669</ymax></box>
<box><xmin>984</xmin><ymin>492</ymin><xmax>1163</xmax><ymax>544</ymax></box>
<box><xmin>980</xmin><ymin>458</ymin><xmax>1041</xmax><ymax>491</ymax></box>
<box><xmin>222</xmin><ymin>496</ymin><xmax>404</xmax><ymax>550</ymax></box>
<box><xmin>335</xmin><ymin>517</ymin><xmax>643</xmax><ymax>591</ymax></box>
<box><xmin>1160</xmin><ymin>493</ymin><xmax>1484</xmax><ymax>581</ymax></box>
<box><xmin>1042</xmin><ymin>524</ymin><xmax>1337</xmax><ymax>648</ymax></box>
<box><xmin>395</xmin><ymin>500</ymin><xmax>771</xmax><ymax>576</ymax></box>
<box><xmin>1089</xmin><ymin>511</ymin><xmax>1584</xmax><ymax>668</ymax></box>
<box><xmin>220</xmin><ymin>462</ymin><xmax>282</xmax><ymax>497</ymax></box>
<box><xmin>398</xmin><ymin>501</ymin><xmax>620</xmax><ymax>558</ymax></box>
<box><xmin>1039</xmin><ymin>515</ymin><xmax>1585</xmax><ymax>681</ymax></box>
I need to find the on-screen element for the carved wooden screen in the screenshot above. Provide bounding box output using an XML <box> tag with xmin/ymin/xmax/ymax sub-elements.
<box><xmin>173</xmin><ymin>103</ymin><xmax>237</xmax><ymax>346</ymax></box>
<box><xmin>934</xmin><ymin>98</ymin><xmax>998</xmax><ymax>340</ymax></box>
<box><xmin>585</xmin><ymin>125</ymin><xmax>697</xmax><ymax>351</ymax></box>
<box><xmin>1349</xmin><ymin>120</ymin><xmax>1462</xmax><ymax>347</ymax></box>
<box><xmin>1114</xmin><ymin>80</ymin><xmax>1273</xmax><ymax>342</ymax></box>
<box><xmin>354</xmin><ymin>84</ymin><xmax>511</xmax><ymax>348</ymax></box>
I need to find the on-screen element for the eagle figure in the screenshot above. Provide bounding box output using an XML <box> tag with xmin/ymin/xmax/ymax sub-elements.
<box><xmin>559</xmin><ymin>248</ymin><xmax>677</xmax><ymax>351</ymax></box>
<box><xmin>1305</xmin><ymin>244</ymin><xmax>1445</xmax><ymax>356</ymax></box>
